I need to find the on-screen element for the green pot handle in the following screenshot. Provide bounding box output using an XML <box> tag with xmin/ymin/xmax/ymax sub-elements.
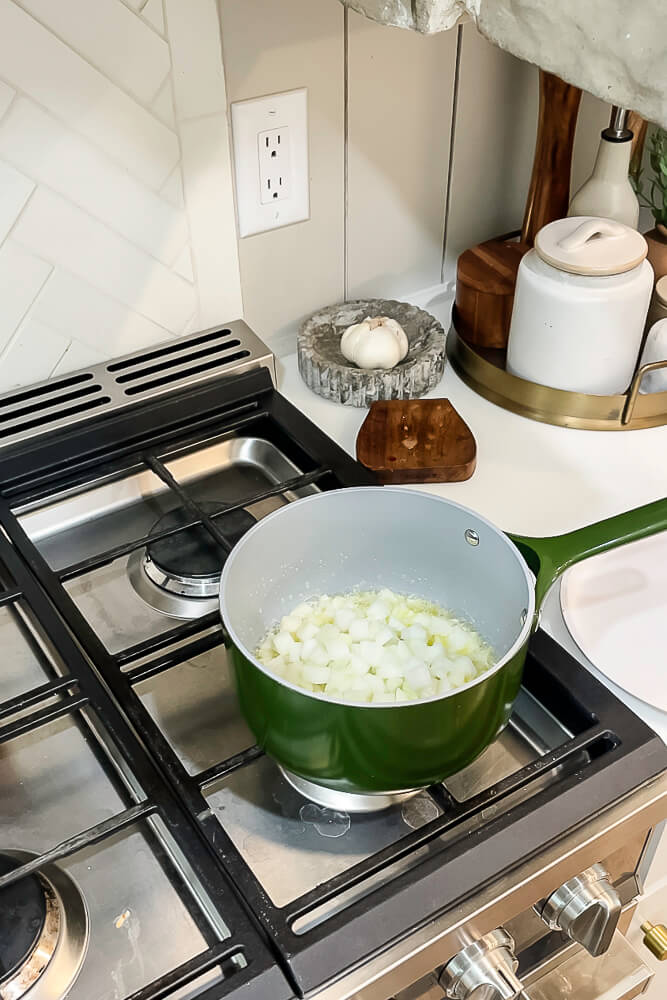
<box><xmin>508</xmin><ymin>496</ymin><xmax>667</xmax><ymax>613</ymax></box>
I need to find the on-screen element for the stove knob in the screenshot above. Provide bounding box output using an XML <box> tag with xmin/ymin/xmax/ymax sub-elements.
<box><xmin>439</xmin><ymin>928</ymin><xmax>524</xmax><ymax>1000</ymax></box>
<box><xmin>641</xmin><ymin>921</ymin><xmax>667</xmax><ymax>961</ymax></box>
<box><xmin>537</xmin><ymin>863</ymin><xmax>621</xmax><ymax>957</ymax></box>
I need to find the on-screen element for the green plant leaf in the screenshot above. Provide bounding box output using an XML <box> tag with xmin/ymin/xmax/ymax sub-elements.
<box><xmin>642</xmin><ymin>126</ymin><xmax>667</xmax><ymax>225</ymax></box>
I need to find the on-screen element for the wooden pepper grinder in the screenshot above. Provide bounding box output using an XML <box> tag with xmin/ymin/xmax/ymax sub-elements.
<box><xmin>455</xmin><ymin>72</ymin><xmax>582</xmax><ymax>350</ymax></box>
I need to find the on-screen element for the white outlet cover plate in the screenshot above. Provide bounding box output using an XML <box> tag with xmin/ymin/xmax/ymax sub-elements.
<box><xmin>231</xmin><ymin>88</ymin><xmax>309</xmax><ymax>238</ymax></box>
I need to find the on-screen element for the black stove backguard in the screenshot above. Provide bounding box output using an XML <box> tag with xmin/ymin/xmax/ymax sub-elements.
<box><xmin>0</xmin><ymin>364</ymin><xmax>665</xmax><ymax>999</ymax></box>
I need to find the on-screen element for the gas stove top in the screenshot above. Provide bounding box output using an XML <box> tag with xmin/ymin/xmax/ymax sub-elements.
<box><xmin>0</xmin><ymin>326</ymin><xmax>665</xmax><ymax>1000</ymax></box>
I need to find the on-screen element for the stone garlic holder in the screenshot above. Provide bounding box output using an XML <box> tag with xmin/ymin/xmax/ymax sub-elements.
<box><xmin>298</xmin><ymin>299</ymin><xmax>446</xmax><ymax>407</ymax></box>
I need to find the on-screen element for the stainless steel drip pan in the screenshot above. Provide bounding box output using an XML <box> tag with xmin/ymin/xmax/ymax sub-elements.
<box><xmin>137</xmin><ymin>640</ymin><xmax>255</xmax><ymax>776</ymax></box>
<box><xmin>17</xmin><ymin>436</ymin><xmax>320</xmax><ymax>650</ymax></box>
<box><xmin>0</xmin><ymin>603</ymin><xmax>225</xmax><ymax>1000</ymax></box>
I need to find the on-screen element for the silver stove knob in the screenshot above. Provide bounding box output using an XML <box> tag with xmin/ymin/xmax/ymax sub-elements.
<box><xmin>439</xmin><ymin>928</ymin><xmax>524</xmax><ymax>1000</ymax></box>
<box><xmin>537</xmin><ymin>863</ymin><xmax>621</xmax><ymax>957</ymax></box>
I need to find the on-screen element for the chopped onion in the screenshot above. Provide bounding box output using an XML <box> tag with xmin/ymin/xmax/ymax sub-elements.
<box><xmin>254</xmin><ymin>589</ymin><xmax>495</xmax><ymax>704</ymax></box>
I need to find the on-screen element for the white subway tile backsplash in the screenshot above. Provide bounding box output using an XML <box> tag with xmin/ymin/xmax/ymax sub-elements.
<box><xmin>142</xmin><ymin>0</ymin><xmax>165</xmax><ymax>36</ymax></box>
<box><xmin>160</xmin><ymin>165</ymin><xmax>185</xmax><ymax>208</ymax></box>
<box><xmin>173</xmin><ymin>244</ymin><xmax>195</xmax><ymax>282</ymax></box>
<box><xmin>0</xmin><ymin>318</ymin><xmax>68</xmax><ymax>392</ymax></box>
<box><xmin>17</xmin><ymin>0</ymin><xmax>170</xmax><ymax>105</ymax></box>
<box><xmin>0</xmin><ymin>0</ymin><xmax>244</xmax><ymax>391</ymax></box>
<box><xmin>13</xmin><ymin>188</ymin><xmax>197</xmax><ymax>332</ymax></box>
<box><xmin>0</xmin><ymin>160</ymin><xmax>34</xmax><ymax>242</ymax></box>
<box><xmin>151</xmin><ymin>77</ymin><xmax>176</xmax><ymax>129</ymax></box>
<box><xmin>0</xmin><ymin>0</ymin><xmax>562</xmax><ymax>385</ymax></box>
<box><xmin>444</xmin><ymin>25</ymin><xmax>537</xmax><ymax>278</ymax></box>
<box><xmin>164</xmin><ymin>0</ymin><xmax>227</xmax><ymax>120</ymax></box>
<box><xmin>0</xmin><ymin>241</ymin><xmax>51</xmax><ymax>352</ymax></box>
<box><xmin>179</xmin><ymin>114</ymin><xmax>243</xmax><ymax>326</ymax></box>
<box><xmin>0</xmin><ymin>79</ymin><xmax>14</xmax><ymax>120</ymax></box>
<box><xmin>0</xmin><ymin>0</ymin><xmax>178</xmax><ymax>190</ymax></box>
<box><xmin>347</xmin><ymin>11</ymin><xmax>455</xmax><ymax>299</ymax></box>
<box><xmin>31</xmin><ymin>270</ymin><xmax>173</xmax><ymax>356</ymax></box>
<box><xmin>0</xmin><ymin>98</ymin><xmax>188</xmax><ymax>267</ymax></box>
<box><xmin>183</xmin><ymin>312</ymin><xmax>201</xmax><ymax>336</ymax></box>
<box><xmin>219</xmin><ymin>0</ymin><xmax>345</xmax><ymax>356</ymax></box>
<box><xmin>51</xmin><ymin>338</ymin><xmax>105</xmax><ymax>376</ymax></box>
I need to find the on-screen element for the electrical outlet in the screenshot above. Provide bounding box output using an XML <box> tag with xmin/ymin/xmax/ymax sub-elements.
<box><xmin>258</xmin><ymin>127</ymin><xmax>290</xmax><ymax>204</ymax></box>
<box><xmin>231</xmin><ymin>89</ymin><xmax>309</xmax><ymax>237</ymax></box>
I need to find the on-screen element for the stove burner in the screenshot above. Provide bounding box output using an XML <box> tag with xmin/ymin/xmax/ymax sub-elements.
<box><xmin>0</xmin><ymin>852</ymin><xmax>88</xmax><ymax>1000</ymax></box>
<box><xmin>279</xmin><ymin>768</ymin><xmax>423</xmax><ymax>814</ymax></box>
<box><xmin>0</xmin><ymin>853</ymin><xmax>48</xmax><ymax>984</ymax></box>
<box><xmin>129</xmin><ymin>501</ymin><xmax>256</xmax><ymax>619</ymax></box>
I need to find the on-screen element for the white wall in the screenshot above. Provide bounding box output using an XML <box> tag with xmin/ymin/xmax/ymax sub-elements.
<box><xmin>218</xmin><ymin>4</ymin><xmax>609</xmax><ymax>356</ymax></box>
<box><xmin>0</xmin><ymin>0</ymin><xmax>241</xmax><ymax>392</ymax></box>
<box><xmin>0</xmin><ymin>0</ymin><xmax>610</xmax><ymax>390</ymax></box>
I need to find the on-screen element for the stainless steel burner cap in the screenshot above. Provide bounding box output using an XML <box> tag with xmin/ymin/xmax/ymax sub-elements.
<box><xmin>143</xmin><ymin>555</ymin><xmax>220</xmax><ymax>599</ymax></box>
<box><xmin>127</xmin><ymin>550</ymin><xmax>220</xmax><ymax>620</ymax></box>
<box><xmin>279</xmin><ymin>768</ymin><xmax>424</xmax><ymax>813</ymax></box>
<box><xmin>128</xmin><ymin>502</ymin><xmax>256</xmax><ymax>619</ymax></box>
<box><xmin>0</xmin><ymin>852</ymin><xmax>88</xmax><ymax>1000</ymax></box>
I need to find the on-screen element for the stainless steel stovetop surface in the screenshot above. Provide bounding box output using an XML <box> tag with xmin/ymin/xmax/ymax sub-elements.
<box><xmin>23</xmin><ymin>437</ymin><xmax>316</xmax><ymax>652</ymax></box>
<box><xmin>0</xmin><ymin>606</ymin><xmax>221</xmax><ymax>1000</ymax></box>
<box><xmin>3</xmin><ymin>433</ymin><xmax>328</xmax><ymax>1000</ymax></box>
<box><xmin>0</xmin><ymin>570</ymin><xmax>572</xmax><ymax>999</ymax></box>
<box><xmin>14</xmin><ymin>434</ymin><xmax>574</xmax><ymax>922</ymax></box>
<box><xmin>141</xmin><ymin>644</ymin><xmax>570</xmax><ymax>916</ymax></box>
<box><xmin>4</xmin><ymin>408</ymin><xmax>666</xmax><ymax>1000</ymax></box>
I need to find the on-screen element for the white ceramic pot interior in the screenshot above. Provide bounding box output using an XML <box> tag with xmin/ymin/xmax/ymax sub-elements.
<box><xmin>221</xmin><ymin>488</ymin><xmax>535</xmax><ymax>672</ymax></box>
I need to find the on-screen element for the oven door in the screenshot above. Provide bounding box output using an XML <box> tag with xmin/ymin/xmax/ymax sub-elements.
<box><xmin>526</xmin><ymin>931</ymin><xmax>652</xmax><ymax>1000</ymax></box>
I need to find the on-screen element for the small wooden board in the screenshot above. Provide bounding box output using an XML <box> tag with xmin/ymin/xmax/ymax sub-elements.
<box><xmin>356</xmin><ymin>399</ymin><xmax>476</xmax><ymax>484</ymax></box>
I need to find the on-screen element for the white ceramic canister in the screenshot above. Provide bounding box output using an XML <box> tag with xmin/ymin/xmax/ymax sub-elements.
<box><xmin>638</xmin><ymin>318</ymin><xmax>667</xmax><ymax>394</ymax></box>
<box><xmin>645</xmin><ymin>274</ymin><xmax>667</xmax><ymax>332</ymax></box>
<box><xmin>507</xmin><ymin>217</ymin><xmax>654</xmax><ymax>395</ymax></box>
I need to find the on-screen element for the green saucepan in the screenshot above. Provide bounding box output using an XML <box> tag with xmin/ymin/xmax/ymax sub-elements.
<box><xmin>220</xmin><ymin>487</ymin><xmax>667</xmax><ymax>803</ymax></box>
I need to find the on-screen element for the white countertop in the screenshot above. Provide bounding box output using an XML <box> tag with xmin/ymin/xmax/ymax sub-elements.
<box><xmin>277</xmin><ymin>352</ymin><xmax>667</xmax><ymax>743</ymax></box>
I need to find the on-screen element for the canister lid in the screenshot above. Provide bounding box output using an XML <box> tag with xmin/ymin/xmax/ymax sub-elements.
<box><xmin>535</xmin><ymin>216</ymin><xmax>648</xmax><ymax>276</ymax></box>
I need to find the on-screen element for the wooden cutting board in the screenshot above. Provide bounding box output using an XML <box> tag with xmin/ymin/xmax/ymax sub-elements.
<box><xmin>356</xmin><ymin>399</ymin><xmax>476</xmax><ymax>484</ymax></box>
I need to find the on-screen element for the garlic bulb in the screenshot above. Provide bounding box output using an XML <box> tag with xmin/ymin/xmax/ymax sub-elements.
<box><xmin>340</xmin><ymin>316</ymin><xmax>409</xmax><ymax>370</ymax></box>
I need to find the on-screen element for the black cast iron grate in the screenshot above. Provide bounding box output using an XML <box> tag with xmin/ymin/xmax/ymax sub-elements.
<box><xmin>0</xmin><ymin>366</ymin><xmax>665</xmax><ymax>997</ymax></box>
<box><xmin>0</xmin><ymin>521</ymin><xmax>294</xmax><ymax>1000</ymax></box>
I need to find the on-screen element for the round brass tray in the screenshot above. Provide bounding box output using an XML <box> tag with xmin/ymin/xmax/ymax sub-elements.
<box><xmin>447</xmin><ymin>313</ymin><xmax>667</xmax><ymax>431</ymax></box>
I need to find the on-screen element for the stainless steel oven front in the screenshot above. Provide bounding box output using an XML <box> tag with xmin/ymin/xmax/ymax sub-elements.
<box><xmin>310</xmin><ymin>773</ymin><xmax>666</xmax><ymax>1000</ymax></box>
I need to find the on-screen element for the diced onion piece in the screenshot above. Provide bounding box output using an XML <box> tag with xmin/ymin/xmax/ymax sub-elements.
<box><xmin>255</xmin><ymin>589</ymin><xmax>495</xmax><ymax>704</ymax></box>
<box><xmin>376</xmin><ymin>657</ymin><xmax>403</xmax><ymax>679</ymax></box>
<box><xmin>349</xmin><ymin>618</ymin><xmax>371</xmax><ymax>641</ymax></box>
<box><xmin>403</xmin><ymin>624</ymin><xmax>428</xmax><ymax>642</ymax></box>
<box><xmin>375</xmin><ymin>624</ymin><xmax>394</xmax><ymax>647</ymax></box>
<box><xmin>297</xmin><ymin>621</ymin><xmax>319</xmax><ymax>642</ymax></box>
<box><xmin>281</xmin><ymin>614</ymin><xmax>301</xmax><ymax>634</ymax></box>
<box><xmin>334</xmin><ymin>608</ymin><xmax>357</xmax><ymax>631</ymax></box>
<box><xmin>273</xmin><ymin>631</ymin><xmax>295</xmax><ymax>657</ymax></box>
<box><xmin>406</xmin><ymin>664</ymin><xmax>432</xmax><ymax>691</ymax></box>
<box><xmin>309</xmin><ymin>643</ymin><xmax>329</xmax><ymax>667</ymax></box>
<box><xmin>368</xmin><ymin>599</ymin><xmax>390</xmax><ymax>620</ymax></box>
<box><xmin>302</xmin><ymin>664</ymin><xmax>331</xmax><ymax>685</ymax></box>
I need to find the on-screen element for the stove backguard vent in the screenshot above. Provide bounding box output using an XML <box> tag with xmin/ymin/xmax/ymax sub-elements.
<box><xmin>0</xmin><ymin>321</ymin><xmax>275</xmax><ymax>452</ymax></box>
